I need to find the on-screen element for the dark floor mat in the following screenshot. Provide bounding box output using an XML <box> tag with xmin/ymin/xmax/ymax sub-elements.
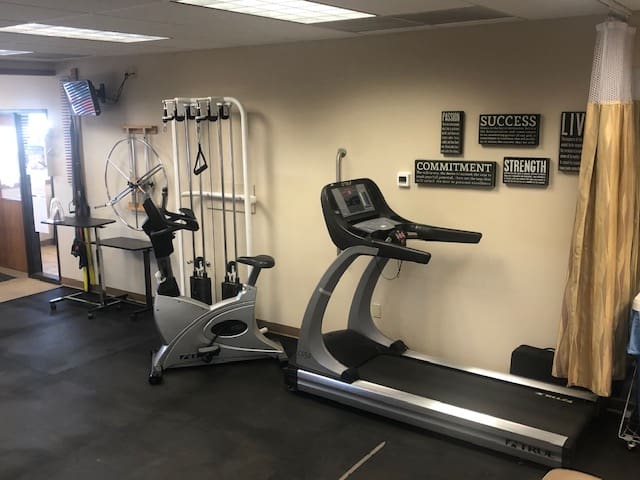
<box><xmin>0</xmin><ymin>273</ymin><xmax>15</xmax><ymax>282</ymax></box>
<box><xmin>0</xmin><ymin>289</ymin><xmax>634</xmax><ymax>480</ymax></box>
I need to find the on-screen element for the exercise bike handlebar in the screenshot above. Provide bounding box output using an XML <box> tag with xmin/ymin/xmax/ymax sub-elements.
<box><xmin>142</xmin><ymin>197</ymin><xmax>199</xmax><ymax>238</ymax></box>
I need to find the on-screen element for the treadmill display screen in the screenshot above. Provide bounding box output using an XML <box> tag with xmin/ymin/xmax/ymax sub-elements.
<box><xmin>332</xmin><ymin>184</ymin><xmax>376</xmax><ymax>218</ymax></box>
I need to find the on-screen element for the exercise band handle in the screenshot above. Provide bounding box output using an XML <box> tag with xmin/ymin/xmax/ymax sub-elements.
<box><xmin>193</xmin><ymin>144</ymin><xmax>208</xmax><ymax>175</ymax></box>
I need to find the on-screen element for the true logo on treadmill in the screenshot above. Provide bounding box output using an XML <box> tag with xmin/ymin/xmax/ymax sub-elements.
<box><xmin>504</xmin><ymin>439</ymin><xmax>553</xmax><ymax>458</ymax></box>
<box><xmin>535</xmin><ymin>391</ymin><xmax>574</xmax><ymax>404</ymax></box>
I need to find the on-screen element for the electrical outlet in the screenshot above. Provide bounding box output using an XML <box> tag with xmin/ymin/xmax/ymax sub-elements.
<box><xmin>371</xmin><ymin>303</ymin><xmax>382</xmax><ymax>319</ymax></box>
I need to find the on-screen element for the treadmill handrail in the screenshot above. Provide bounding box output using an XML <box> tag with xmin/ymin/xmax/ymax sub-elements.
<box><xmin>399</xmin><ymin>223</ymin><xmax>482</xmax><ymax>244</ymax></box>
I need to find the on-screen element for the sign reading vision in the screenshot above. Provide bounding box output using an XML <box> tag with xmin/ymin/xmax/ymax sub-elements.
<box><xmin>440</xmin><ymin>111</ymin><xmax>464</xmax><ymax>155</ymax></box>
<box><xmin>415</xmin><ymin>160</ymin><xmax>496</xmax><ymax>188</ymax></box>
<box><xmin>559</xmin><ymin>111</ymin><xmax>585</xmax><ymax>173</ymax></box>
<box><xmin>503</xmin><ymin>157</ymin><xmax>550</xmax><ymax>186</ymax></box>
<box><xmin>479</xmin><ymin>114</ymin><xmax>540</xmax><ymax>146</ymax></box>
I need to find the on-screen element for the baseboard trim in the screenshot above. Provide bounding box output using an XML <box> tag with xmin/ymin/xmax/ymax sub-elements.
<box><xmin>257</xmin><ymin>319</ymin><xmax>300</xmax><ymax>338</ymax></box>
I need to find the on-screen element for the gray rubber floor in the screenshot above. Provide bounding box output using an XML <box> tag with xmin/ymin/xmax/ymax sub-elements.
<box><xmin>0</xmin><ymin>288</ymin><xmax>635</xmax><ymax>479</ymax></box>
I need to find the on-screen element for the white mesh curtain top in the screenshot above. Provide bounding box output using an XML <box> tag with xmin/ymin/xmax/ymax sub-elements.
<box><xmin>588</xmin><ymin>21</ymin><xmax>635</xmax><ymax>103</ymax></box>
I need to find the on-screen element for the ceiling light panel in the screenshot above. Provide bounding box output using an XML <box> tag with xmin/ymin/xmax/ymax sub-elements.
<box><xmin>0</xmin><ymin>23</ymin><xmax>168</xmax><ymax>43</ymax></box>
<box><xmin>0</xmin><ymin>49</ymin><xmax>33</xmax><ymax>55</ymax></box>
<box><xmin>174</xmin><ymin>0</ymin><xmax>374</xmax><ymax>24</ymax></box>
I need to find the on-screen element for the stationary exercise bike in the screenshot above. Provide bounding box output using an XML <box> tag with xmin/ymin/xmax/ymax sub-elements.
<box><xmin>142</xmin><ymin>194</ymin><xmax>286</xmax><ymax>384</ymax></box>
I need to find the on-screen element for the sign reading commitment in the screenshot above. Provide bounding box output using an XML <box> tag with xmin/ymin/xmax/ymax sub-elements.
<box><xmin>559</xmin><ymin>111</ymin><xmax>585</xmax><ymax>173</ymax></box>
<box><xmin>415</xmin><ymin>160</ymin><xmax>496</xmax><ymax>188</ymax></box>
<box><xmin>503</xmin><ymin>157</ymin><xmax>550</xmax><ymax>186</ymax></box>
<box><xmin>440</xmin><ymin>111</ymin><xmax>464</xmax><ymax>155</ymax></box>
<box><xmin>479</xmin><ymin>114</ymin><xmax>540</xmax><ymax>146</ymax></box>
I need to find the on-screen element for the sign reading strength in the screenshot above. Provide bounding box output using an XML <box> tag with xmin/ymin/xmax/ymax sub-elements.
<box><xmin>503</xmin><ymin>157</ymin><xmax>550</xmax><ymax>186</ymax></box>
<box><xmin>479</xmin><ymin>114</ymin><xmax>540</xmax><ymax>146</ymax></box>
<box><xmin>415</xmin><ymin>160</ymin><xmax>496</xmax><ymax>188</ymax></box>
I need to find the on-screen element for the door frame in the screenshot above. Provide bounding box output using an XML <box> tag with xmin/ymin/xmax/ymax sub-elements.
<box><xmin>1</xmin><ymin>109</ymin><xmax>59</xmax><ymax>281</ymax></box>
<box><xmin>14</xmin><ymin>112</ymin><xmax>43</xmax><ymax>276</ymax></box>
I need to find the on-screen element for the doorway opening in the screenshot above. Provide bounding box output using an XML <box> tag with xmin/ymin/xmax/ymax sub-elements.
<box><xmin>0</xmin><ymin>110</ymin><xmax>60</xmax><ymax>283</ymax></box>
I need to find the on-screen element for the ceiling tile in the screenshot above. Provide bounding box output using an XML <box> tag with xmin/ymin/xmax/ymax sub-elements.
<box><xmin>319</xmin><ymin>0</ymin><xmax>472</xmax><ymax>16</ymax></box>
<box><xmin>471</xmin><ymin>0</ymin><xmax>608</xmax><ymax>19</ymax></box>
<box><xmin>0</xmin><ymin>0</ymin><xmax>164</xmax><ymax>14</ymax></box>
<box><xmin>0</xmin><ymin>2</ymin><xmax>78</xmax><ymax>21</ymax></box>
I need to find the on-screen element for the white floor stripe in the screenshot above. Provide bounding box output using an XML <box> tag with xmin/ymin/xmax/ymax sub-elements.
<box><xmin>338</xmin><ymin>441</ymin><xmax>386</xmax><ymax>480</ymax></box>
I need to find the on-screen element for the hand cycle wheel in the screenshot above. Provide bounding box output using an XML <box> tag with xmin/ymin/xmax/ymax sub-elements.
<box><xmin>101</xmin><ymin>137</ymin><xmax>168</xmax><ymax>230</ymax></box>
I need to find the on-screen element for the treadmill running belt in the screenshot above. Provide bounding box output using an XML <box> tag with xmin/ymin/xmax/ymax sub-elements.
<box><xmin>356</xmin><ymin>354</ymin><xmax>595</xmax><ymax>439</ymax></box>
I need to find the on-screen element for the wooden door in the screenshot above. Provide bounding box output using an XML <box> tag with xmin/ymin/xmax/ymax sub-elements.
<box><xmin>0</xmin><ymin>113</ymin><xmax>28</xmax><ymax>272</ymax></box>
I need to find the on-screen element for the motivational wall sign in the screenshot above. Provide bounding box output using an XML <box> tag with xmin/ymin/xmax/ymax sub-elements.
<box><xmin>559</xmin><ymin>111</ymin><xmax>585</xmax><ymax>173</ymax></box>
<box><xmin>479</xmin><ymin>114</ymin><xmax>541</xmax><ymax>146</ymax></box>
<box><xmin>415</xmin><ymin>160</ymin><xmax>496</xmax><ymax>188</ymax></box>
<box><xmin>440</xmin><ymin>111</ymin><xmax>464</xmax><ymax>155</ymax></box>
<box><xmin>503</xmin><ymin>157</ymin><xmax>550</xmax><ymax>186</ymax></box>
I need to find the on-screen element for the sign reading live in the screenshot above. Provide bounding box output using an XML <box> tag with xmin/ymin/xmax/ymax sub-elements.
<box><xmin>503</xmin><ymin>157</ymin><xmax>550</xmax><ymax>186</ymax></box>
<box><xmin>440</xmin><ymin>111</ymin><xmax>464</xmax><ymax>155</ymax></box>
<box><xmin>415</xmin><ymin>160</ymin><xmax>496</xmax><ymax>188</ymax></box>
<box><xmin>478</xmin><ymin>114</ymin><xmax>541</xmax><ymax>146</ymax></box>
<box><xmin>559</xmin><ymin>111</ymin><xmax>586</xmax><ymax>173</ymax></box>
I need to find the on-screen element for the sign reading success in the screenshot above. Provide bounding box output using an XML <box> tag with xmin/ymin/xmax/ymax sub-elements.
<box><xmin>479</xmin><ymin>114</ymin><xmax>540</xmax><ymax>146</ymax></box>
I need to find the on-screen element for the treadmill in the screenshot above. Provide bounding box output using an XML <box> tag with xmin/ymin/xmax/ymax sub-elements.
<box><xmin>286</xmin><ymin>178</ymin><xmax>598</xmax><ymax>467</ymax></box>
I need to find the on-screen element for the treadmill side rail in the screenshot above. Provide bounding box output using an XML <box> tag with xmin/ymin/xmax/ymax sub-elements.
<box><xmin>297</xmin><ymin>369</ymin><xmax>570</xmax><ymax>467</ymax></box>
<box><xmin>404</xmin><ymin>350</ymin><xmax>598</xmax><ymax>403</ymax></box>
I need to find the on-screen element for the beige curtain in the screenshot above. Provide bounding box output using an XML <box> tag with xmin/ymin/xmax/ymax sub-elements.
<box><xmin>553</xmin><ymin>21</ymin><xmax>640</xmax><ymax>397</ymax></box>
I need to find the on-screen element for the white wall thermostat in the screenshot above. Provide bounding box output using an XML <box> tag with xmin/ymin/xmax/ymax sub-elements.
<box><xmin>397</xmin><ymin>171</ymin><xmax>411</xmax><ymax>188</ymax></box>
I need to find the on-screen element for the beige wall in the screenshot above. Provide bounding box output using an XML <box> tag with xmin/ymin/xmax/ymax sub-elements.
<box><xmin>49</xmin><ymin>15</ymin><xmax>613</xmax><ymax>372</ymax></box>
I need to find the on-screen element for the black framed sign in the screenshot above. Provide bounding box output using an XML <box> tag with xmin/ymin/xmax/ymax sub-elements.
<box><xmin>559</xmin><ymin>111</ymin><xmax>585</xmax><ymax>173</ymax></box>
<box><xmin>415</xmin><ymin>160</ymin><xmax>496</xmax><ymax>188</ymax></box>
<box><xmin>479</xmin><ymin>114</ymin><xmax>540</xmax><ymax>146</ymax></box>
<box><xmin>440</xmin><ymin>111</ymin><xmax>464</xmax><ymax>155</ymax></box>
<box><xmin>503</xmin><ymin>157</ymin><xmax>550</xmax><ymax>186</ymax></box>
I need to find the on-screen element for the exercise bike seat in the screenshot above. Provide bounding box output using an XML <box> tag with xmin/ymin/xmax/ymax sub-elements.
<box><xmin>236</xmin><ymin>255</ymin><xmax>275</xmax><ymax>269</ymax></box>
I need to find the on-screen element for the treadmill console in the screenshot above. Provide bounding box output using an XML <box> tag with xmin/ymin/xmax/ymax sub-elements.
<box><xmin>331</xmin><ymin>184</ymin><xmax>376</xmax><ymax>219</ymax></box>
<box><xmin>321</xmin><ymin>178</ymin><xmax>482</xmax><ymax>264</ymax></box>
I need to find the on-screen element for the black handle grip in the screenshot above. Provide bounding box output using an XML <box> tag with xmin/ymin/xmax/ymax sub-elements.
<box><xmin>219</xmin><ymin>104</ymin><xmax>230</xmax><ymax>120</ymax></box>
<box><xmin>402</xmin><ymin>223</ymin><xmax>482</xmax><ymax>243</ymax></box>
<box><xmin>173</xmin><ymin>105</ymin><xmax>185</xmax><ymax>122</ymax></box>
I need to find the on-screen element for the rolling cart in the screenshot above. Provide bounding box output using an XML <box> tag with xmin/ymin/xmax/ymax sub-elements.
<box><xmin>619</xmin><ymin>294</ymin><xmax>640</xmax><ymax>450</ymax></box>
